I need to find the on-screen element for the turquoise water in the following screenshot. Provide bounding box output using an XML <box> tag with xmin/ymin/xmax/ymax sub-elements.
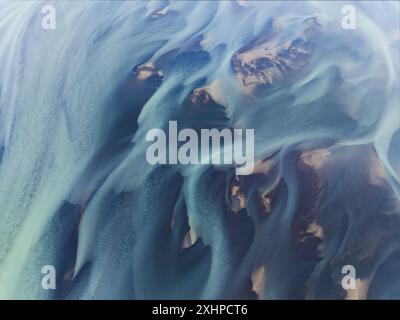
<box><xmin>0</xmin><ymin>1</ymin><xmax>399</xmax><ymax>299</ymax></box>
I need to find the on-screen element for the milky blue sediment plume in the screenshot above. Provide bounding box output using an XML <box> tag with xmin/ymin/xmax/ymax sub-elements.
<box><xmin>0</xmin><ymin>1</ymin><xmax>399</xmax><ymax>299</ymax></box>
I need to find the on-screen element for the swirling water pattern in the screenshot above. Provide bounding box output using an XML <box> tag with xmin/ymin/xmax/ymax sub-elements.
<box><xmin>0</xmin><ymin>1</ymin><xmax>399</xmax><ymax>299</ymax></box>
